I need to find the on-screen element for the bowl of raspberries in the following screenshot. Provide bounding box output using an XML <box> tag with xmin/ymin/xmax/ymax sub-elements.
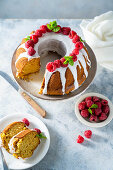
<box><xmin>75</xmin><ymin>93</ymin><xmax>113</xmax><ymax>127</ymax></box>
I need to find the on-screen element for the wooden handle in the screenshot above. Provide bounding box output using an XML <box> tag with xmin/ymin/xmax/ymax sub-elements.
<box><xmin>20</xmin><ymin>91</ymin><xmax>46</xmax><ymax>117</ymax></box>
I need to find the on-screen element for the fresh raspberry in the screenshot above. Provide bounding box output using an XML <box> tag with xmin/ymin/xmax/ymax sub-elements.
<box><xmin>54</xmin><ymin>60</ymin><xmax>61</xmax><ymax>68</ymax></box>
<box><xmin>72</xmin><ymin>35</ymin><xmax>80</xmax><ymax>43</ymax></box>
<box><xmin>46</xmin><ymin>62</ymin><xmax>56</xmax><ymax>72</ymax></box>
<box><xmin>93</xmin><ymin>96</ymin><xmax>100</xmax><ymax>102</ymax></box>
<box><xmin>69</xmin><ymin>30</ymin><xmax>76</xmax><ymax>39</ymax></box>
<box><xmin>81</xmin><ymin>109</ymin><xmax>89</xmax><ymax>118</ymax></box>
<box><xmin>27</xmin><ymin>47</ymin><xmax>36</xmax><ymax>56</ymax></box>
<box><xmin>34</xmin><ymin>128</ymin><xmax>41</xmax><ymax>134</ymax></box>
<box><xmin>69</xmin><ymin>53</ymin><xmax>77</xmax><ymax>62</ymax></box>
<box><xmin>22</xmin><ymin>118</ymin><xmax>30</xmax><ymax>126</ymax></box>
<box><xmin>76</xmin><ymin>135</ymin><xmax>84</xmax><ymax>143</ymax></box>
<box><xmin>89</xmin><ymin>115</ymin><xmax>97</xmax><ymax>122</ymax></box>
<box><xmin>95</xmin><ymin>108</ymin><xmax>102</xmax><ymax>116</ymax></box>
<box><xmin>94</xmin><ymin>102</ymin><xmax>101</xmax><ymax>109</ymax></box>
<box><xmin>86</xmin><ymin>100</ymin><xmax>94</xmax><ymax>108</ymax></box>
<box><xmin>75</xmin><ymin>41</ymin><xmax>83</xmax><ymax>50</ymax></box>
<box><xmin>84</xmin><ymin>130</ymin><xmax>92</xmax><ymax>139</ymax></box>
<box><xmin>25</xmin><ymin>40</ymin><xmax>34</xmax><ymax>48</ymax></box>
<box><xmin>101</xmin><ymin>99</ymin><xmax>108</xmax><ymax>106</ymax></box>
<box><xmin>31</xmin><ymin>34</ymin><xmax>38</xmax><ymax>44</ymax></box>
<box><xmin>92</xmin><ymin>108</ymin><xmax>95</xmax><ymax>114</ymax></box>
<box><xmin>60</xmin><ymin>57</ymin><xmax>68</xmax><ymax>67</ymax></box>
<box><xmin>102</xmin><ymin>105</ymin><xmax>110</xmax><ymax>114</ymax></box>
<box><xmin>61</xmin><ymin>27</ymin><xmax>71</xmax><ymax>35</ymax></box>
<box><xmin>55</xmin><ymin>25</ymin><xmax>62</xmax><ymax>33</ymax></box>
<box><xmin>99</xmin><ymin>113</ymin><xmax>107</xmax><ymax>121</ymax></box>
<box><xmin>78</xmin><ymin>101</ymin><xmax>86</xmax><ymax>110</ymax></box>
<box><xmin>35</xmin><ymin>29</ymin><xmax>43</xmax><ymax>37</ymax></box>
<box><xmin>40</xmin><ymin>25</ymin><xmax>47</xmax><ymax>33</ymax></box>
<box><xmin>85</xmin><ymin>96</ymin><xmax>92</xmax><ymax>102</ymax></box>
<box><xmin>72</xmin><ymin>48</ymin><xmax>79</xmax><ymax>55</ymax></box>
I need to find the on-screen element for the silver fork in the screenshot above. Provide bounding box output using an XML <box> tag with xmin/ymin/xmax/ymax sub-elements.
<box><xmin>0</xmin><ymin>148</ymin><xmax>9</xmax><ymax>170</ymax></box>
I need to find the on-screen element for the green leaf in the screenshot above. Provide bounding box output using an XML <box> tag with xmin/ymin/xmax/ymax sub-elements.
<box><xmin>25</xmin><ymin>36</ymin><xmax>31</xmax><ymax>42</ymax></box>
<box><xmin>80</xmin><ymin>37</ymin><xmax>86</xmax><ymax>42</ymax></box>
<box><xmin>50</xmin><ymin>21</ymin><xmax>57</xmax><ymax>28</ymax></box>
<box><xmin>53</xmin><ymin>27</ymin><xmax>60</xmax><ymax>32</ymax></box>
<box><xmin>47</xmin><ymin>24</ymin><xmax>52</xmax><ymax>30</ymax></box>
<box><xmin>90</xmin><ymin>104</ymin><xmax>98</xmax><ymax>109</ymax></box>
<box><xmin>69</xmin><ymin>59</ymin><xmax>74</xmax><ymax>66</ymax></box>
<box><xmin>63</xmin><ymin>60</ymin><xmax>68</xmax><ymax>65</ymax></box>
<box><xmin>88</xmin><ymin>108</ymin><xmax>92</xmax><ymax>114</ymax></box>
<box><xmin>36</xmin><ymin>133</ymin><xmax>47</xmax><ymax>139</ymax></box>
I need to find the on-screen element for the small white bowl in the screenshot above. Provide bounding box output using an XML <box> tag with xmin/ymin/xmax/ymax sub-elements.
<box><xmin>75</xmin><ymin>93</ymin><xmax>113</xmax><ymax>128</ymax></box>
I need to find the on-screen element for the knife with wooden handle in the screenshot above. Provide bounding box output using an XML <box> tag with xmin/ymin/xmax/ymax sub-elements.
<box><xmin>0</xmin><ymin>71</ymin><xmax>46</xmax><ymax>118</ymax></box>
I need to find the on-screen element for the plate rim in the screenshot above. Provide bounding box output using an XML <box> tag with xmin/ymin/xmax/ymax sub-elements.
<box><xmin>0</xmin><ymin>113</ymin><xmax>50</xmax><ymax>170</ymax></box>
<box><xmin>11</xmin><ymin>42</ymin><xmax>97</xmax><ymax>100</ymax></box>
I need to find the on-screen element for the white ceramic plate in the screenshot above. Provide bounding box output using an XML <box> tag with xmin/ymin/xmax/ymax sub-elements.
<box><xmin>0</xmin><ymin>113</ymin><xmax>50</xmax><ymax>169</ymax></box>
<box><xmin>75</xmin><ymin>93</ymin><xmax>113</xmax><ymax>128</ymax></box>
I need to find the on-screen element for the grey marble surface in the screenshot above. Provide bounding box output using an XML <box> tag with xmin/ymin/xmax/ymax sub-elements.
<box><xmin>0</xmin><ymin>19</ymin><xmax>113</xmax><ymax>170</ymax></box>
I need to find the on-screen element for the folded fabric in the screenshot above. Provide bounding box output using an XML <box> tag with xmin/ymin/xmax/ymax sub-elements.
<box><xmin>80</xmin><ymin>11</ymin><xmax>113</xmax><ymax>71</ymax></box>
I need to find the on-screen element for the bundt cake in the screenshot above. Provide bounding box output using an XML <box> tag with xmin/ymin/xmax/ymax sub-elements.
<box><xmin>0</xmin><ymin>118</ymin><xmax>46</xmax><ymax>159</ymax></box>
<box><xmin>15</xmin><ymin>21</ymin><xmax>91</xmax><ymax>95</ymax></box>
<box><xmin>9</xmin><ymin>129</ymin><xmax>40</xmax><ymax>159</ymax></box>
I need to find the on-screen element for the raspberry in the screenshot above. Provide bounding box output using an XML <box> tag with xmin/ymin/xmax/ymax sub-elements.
<box><xmin>78</xmin><ymin>101</ymin><xmax>86</xmax><ymax>110</ymax></box>
<box><xmin>72</xmin><ymin>35</ymin><xmax>80</xmax><ymax>43</ymax></box>
<box><xmin>85</xmin><ymin>96</ymin><xmax>92</xmax><ymax>102</ymax></box>
<box><xmin>72</xmin><ymin>48</ymin><xmax>79</xmax><ymax>55</ymax></box>
<box><xmin>95</xmin><ymin>108</ymin><xmax>102</xmax><ymax>116</ymax></box>
<box><xmin>61</xmin><ymin>27</ymin><xmax>71</xmax><ymax>35</ymax></box>
<box><xmin>93</xmin><ymin>96</ymin><xmax>100</xmax><ymax>102</ymax></box>
<box><xmin>92</xmin><ymin>108</ymin><xmax>95</xmax><ymax>114</ymax></box>
<box><xmin>40</xmin><ymin>25</ymin><xmax>47</xmax><ymax>33</ymax></box>
<box><xmin>55</xmin><ymin>25</ymin><xmax>62</xmax><ymax>33</ymax></box>
<box><xmin>76</xmin><ymin>135</ymin><xmax>84</xmax><ymax>143</ymax></box>
<box><xmin>81</xmin><ymin>109</ymin><xmax>89</xmax><ymax>118</ymax></box>
<box><xmin>31</xmin><ymin>34</ymin><xmax>38</xmax><ymax>44</ymax></box>
<box><xmin>25</xmin><ymin>40</ymin><xmax>34</xmax><ymax>48</ymax></box>
<box><xmin>89</xmin><ymin>115</ymin><xmax>97</xmax><ymax>122</ymax></box>
<box><xmin>101</xmin><ymin>99</ymin><xmax>108</xmax><ymax>106</ymax></box>
<box><xmin>86</xmin><ymin>100</ymin><xmax>94</xmax><ymax>108</ymax></box>
<box><xmin>99</xmin><ymin>113</ymin><xmax>107</xmax><ymax>121</ymax></box>
<box><xmin>95</xmin><ymin>102</ymin><xmax>102</xmax><ymax>109</ymax></box>
<box><xmin>27</xmin><ymin>47</ymin><xmax>36</xmax><ymax>56</ymax></box>
<box><xmin>69</xmin><ymin>30</ymin><xmax>76</xmax><ymax>39</ymax></box>
<box><xmin>46</xmin><ymin>62</ymin><xmax>56</xmax><ymax>72</ymax></box>
<box><xmin>75</xmin><ymin>41</ymin><xmax>83</xmax><ymax>50</ymax></box>
<box><xmin>102</xmin><ymin>105</ymin><xmax>110</xmax><ymax>114</ymax></box>
<box><xmin>22</xmin><ymin>118</ymin><xmax>30</xmax><ymax>126</ymax></box>
<box><xmin>54</xmin><ymin>59</ymin><xmax>61</xmax><ymax>68</ymax></box>
<box><xmin>35</xmin><ymin>29</ymin><xmax>43</xmax><ymax>37</ymax></box>
<box><xmin>70</xmin><ymin>53</ymin><xmax>77</xmax><ymax>62</ymax></box>
<box><xmin>34</xmin><ymin>128</ymin><xmax>41</xmax><ymax>134</ymax></box>
<box><xmin>60</xmin><ymin>57</ymin><xmax>68</xmax><ymax>67</ymax></box>
<box><xmin>84</xmin><ymin>130</ymin><xmax>92</xmax><ymax>139</ymax></box>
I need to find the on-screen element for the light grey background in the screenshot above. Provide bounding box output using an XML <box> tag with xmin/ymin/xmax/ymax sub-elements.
<box><xmin>0</xmin><ymin>0</ymin><xmax>113</xmax><ymax>19</ymax></box>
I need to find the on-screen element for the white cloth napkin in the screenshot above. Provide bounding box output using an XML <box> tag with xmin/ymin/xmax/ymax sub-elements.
<box><xmin>80</xmin><ymin>11</ymin><xmax>113</xmax><ymax>71</ymax></box>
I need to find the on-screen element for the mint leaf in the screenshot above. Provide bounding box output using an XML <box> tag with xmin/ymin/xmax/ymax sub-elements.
<box><xmin>25</xmin><ymin>36</ymin><xmax>31</xmax><ymax>42</ymax></box>
<box><xmin>53</xmin><ymin>27</ymin><xmax>60</xmax><ymax>32</ymax></box>
<box><xmin>88</xmin><ymin>108</ymin><xmax>92</xmax><ymax>114</ymax></box>
<box><xmin>90</xmin><ymin>104</ymin><xmax>98</xmax><ymax>109</ymax></box>
<box><xmin>36</xmin><ymin>133</ymin><xmax>47</xmax><ymax>139</ymax></box>
<box><xmin>69</xmin><ymin>60</ymin><xmax>74</xmax><ymax>66</ymax></box>
<box><xmin>80</xmin><ymin>37</ymin><xmax>86</xmax><ymax>42</ymax></box>
<box><xmin>50</xmin><ymin>21</ymin><xmax>57</xmax><ymax>28</ymax></box>
<box><xmin>47</xmin><ymin>24</ymin><xmax>52</xmax><ymax>30</ymax></box>
<box><xmin>63</xmin><ymin>60</ymin><xmax>68</xmax><ymax>65</ymax></box>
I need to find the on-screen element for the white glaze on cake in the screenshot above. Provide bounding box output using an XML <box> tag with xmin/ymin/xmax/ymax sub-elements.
<box><xmin>15</xmin><ymin>30</ymin><xmax>91</xmax><ymax>95</ymax></box>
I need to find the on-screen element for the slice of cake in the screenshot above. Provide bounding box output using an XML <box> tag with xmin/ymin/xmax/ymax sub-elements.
<box><xmin>8</xmin><ymin>129</ymin><xmax>40</xmax><ymax>159</ymax></box>
<box><xmin>0</xmin><ymin>121</ymin><xmax>27</xmax><ymax>152</ymax></box>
